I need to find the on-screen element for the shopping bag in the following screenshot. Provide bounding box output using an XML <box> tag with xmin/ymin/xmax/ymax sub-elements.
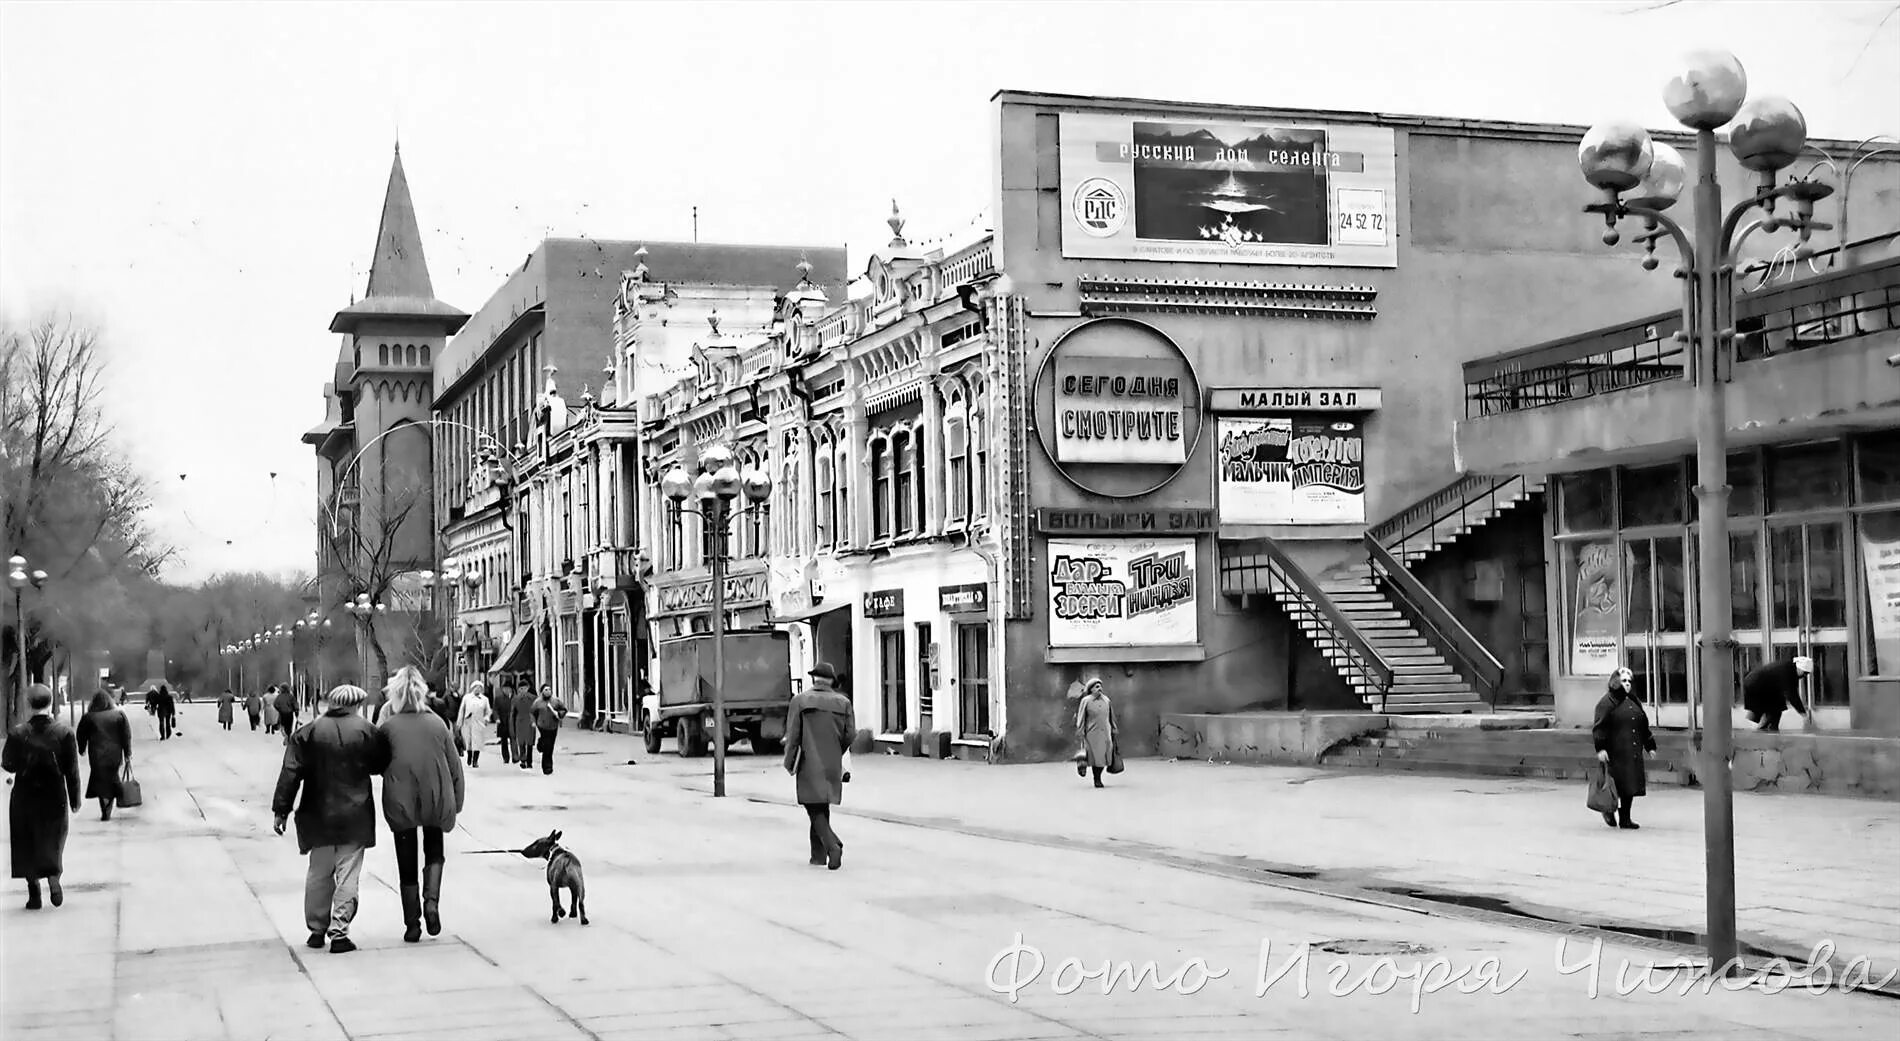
<box><xmin>118</xmin><ymin>762</ymin><xmax>143</xmax><ymax>809</ymax></box>
<box><xmin>1585</xmin><ymin>761</ymin><xmax>1616</xmax><ymax>814</ymax></box>
<box><xmin>1106</xmin><ymin>742</ymin><xmax>1125</xmax><ymax>775</ymax></box>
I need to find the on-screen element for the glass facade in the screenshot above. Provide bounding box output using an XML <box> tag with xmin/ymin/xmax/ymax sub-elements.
<box><xmin>1554</xmin><ymin>430</ymin><xmax>1900</xmax><ymax>716</ymax></box>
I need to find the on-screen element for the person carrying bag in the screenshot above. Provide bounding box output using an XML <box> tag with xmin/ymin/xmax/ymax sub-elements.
<box><xmin>118</xmin><ymin>761</ymin><xmax>143</xmax><ymax>809</ymax></box>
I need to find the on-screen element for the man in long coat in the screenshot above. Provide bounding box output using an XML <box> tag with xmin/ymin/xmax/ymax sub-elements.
<box><xmin>511</xmin><ymin>681</ymin><xmax>537</xmax><ymax>769</ymax></box>
<box><xmin>273</xmin><ymin>685</ymin><xmax>300</xmax><ymax>742</ymax></box>
<box><xmin>4</xmin><ymin>685</ymin><xmax>82</xmax><ymax>909</ymax></box>
<box><xmin>272</xmin><ymin>685</ymin><xmax>390</xmax><ymax>953</ymax></box>
<box><xmin>491</xmin><ymin>681</ymin><xmax>516</xmax><ymax>765</ymax></box>
<box><xmin>783</xmin><ymin>663</ymin><xmax>854</xmax><ymax>870</ymax></box>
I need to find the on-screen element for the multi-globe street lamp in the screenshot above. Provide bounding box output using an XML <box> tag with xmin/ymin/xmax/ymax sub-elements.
<box><xmin>661</xmin><ymin>443</ymin><xmax>774</xmax><ymax>798</ymax></box>
<box><xmin>1577</xmin><ymin>49</ymin><xmax>1831</xmax><ymax>976</ymax></box>
<box><xmin>345</xmin><ymin>592</ymin><xmax>387</xmax><ymax>692</ymax></box>
<box><xmin>8</xmin><ymin>555</ymin><xmax>49</xmax><ymax>725</ymax></box>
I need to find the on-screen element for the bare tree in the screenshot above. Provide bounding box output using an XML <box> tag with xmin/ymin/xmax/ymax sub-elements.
<box><xmin>1</xmin><ymin>314</ymin><xmax>171</xmax><ymax>720</ymax></box>
<box><xmin>319</xmin><ymin>477</ymin><xmax>430</xmax><ymax>697</ymax></box>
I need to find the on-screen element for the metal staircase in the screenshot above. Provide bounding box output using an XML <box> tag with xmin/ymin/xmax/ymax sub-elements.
<box><xmin>1370</xmin><ymin>473</ymin><xmax>1547</xmax><ymax>564</ymax></box>
<box><xmin>1313</xmin><ymin>558</ymin><xmax>1490</xmax><ymax>712</ymax></box>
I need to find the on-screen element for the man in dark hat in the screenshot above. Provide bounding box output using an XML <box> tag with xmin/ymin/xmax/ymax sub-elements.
<box><xmin>784</xmin><ymin>663</ymin><xmax>854</xmax><ymax>870</ymax></box>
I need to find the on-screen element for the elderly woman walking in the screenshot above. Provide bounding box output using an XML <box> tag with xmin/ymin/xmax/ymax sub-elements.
<box><xmin>379</xmin><ymin>666</ymin><xmax>465</xmax><ymax>943</ymax></box>
<box><xmin>1073</xmin><ymin>677</ymin><xmax>1118</xmax><ymax>789</ymax></box>
<box><xmin>456</xmin><ymin>681</ymin><xmax>494</xmax><ymax>768</ymax></box>
<box><xmin>5</xmin><ymin>685</ymin><xmax>83</xmax><ymax>909</ymax></box>
<box><xmin>75</xmin><ymin>689</ymin><xmax>133</xmax><ymax>821</ymax></box>
<box><xmin>1592</xmin><ymin>667</ymin><xmax>1657</xmax><ymax>830</ymax></box>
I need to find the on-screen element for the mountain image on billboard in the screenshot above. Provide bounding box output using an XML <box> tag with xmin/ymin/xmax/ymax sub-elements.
<box><xmin>1131</xmin><ymin>122</ymin><xmax>1330</xmax><ymax>246</ymax></box>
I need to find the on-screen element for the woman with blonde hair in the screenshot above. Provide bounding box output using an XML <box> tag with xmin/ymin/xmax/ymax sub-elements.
<box><xmin>376</xmin><ymin>666</ymin><xmax>464</xmax><ymax>943</ymax></box>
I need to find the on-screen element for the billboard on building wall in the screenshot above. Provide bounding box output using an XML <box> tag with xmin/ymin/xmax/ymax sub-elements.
<box><xmin>1047</xmin><ymin>538</ymin><xmax>1197</xmax><ymax>646</ymax></box>
<box><xmin>1569</xmin><ymin>542</ymin><xmax>1626</xmax><ymax>674</ymax></box>
<box><xmin>1215</xmin><ymin>417</ymin><xmax>1366</xmax><ymax>524</ymax></box>
<box><xmin>1059</xmin><ymin>112</ymin><xmax>1399</xmax><ymax>267</ymax></box>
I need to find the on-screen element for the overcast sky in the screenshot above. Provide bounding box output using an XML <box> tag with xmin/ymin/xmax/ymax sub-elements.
<box><xmin>3</xmin><ymin>0</ymin><xmax>1896</xmax><ymax>585</ymax></box>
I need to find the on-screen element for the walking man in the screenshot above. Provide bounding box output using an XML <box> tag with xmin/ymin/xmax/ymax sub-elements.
<box><xmin>530</xmin><ymin>684</ymin><xmax>567</xmax><ymax>775</ymax></box>
<box><xmin>492</xmin><ymin>681</ymin><xmax>516</xmax><ymax>765</ymax></box>
<box><xmin>511</xmin><ymin>681</ymin><xmax>536</xmax><ymax>769</ymax></box>
<box><xmin>784</xmin><ymin>663</ymin><xmax>854</xmax><ymax>870</ymax></box>
<box><xmin>245</xmin><ymin>689</ymin><xmax>263</xmax><ymax>731</ymax></box>
<box><xmin>274</xmin><ymin>685</ymin><xmax>300</xmax><ymax>742</ymax></box>
<box><xmin>272</xmin><ymin>685</ymin><xmax>389</xmax><ymax>954</ymax></box>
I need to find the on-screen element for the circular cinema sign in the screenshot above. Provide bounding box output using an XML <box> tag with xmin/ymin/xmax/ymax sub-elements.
<box><xmin>1032</xmin><ymin>317</ymin><xmax>1204</xmax><ymax>498</ymax></box>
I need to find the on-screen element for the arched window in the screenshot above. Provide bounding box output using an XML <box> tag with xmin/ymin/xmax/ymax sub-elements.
<box><xmin>379</xmin><ymin>343</ymin><xmax>389</xmax><ymax>365</ymax></box>
<box><xmin>892</xmin><ymin>429</ymin><xmax>913</xmax><ymax>536</ymax></box>
<box><xmin>870</xmin><ymin>434</ymin><xmax>892</xmax><ymax>541</ymax></box>
<box><xmin>814</xmin><ymin>441</ymin><xmax>834</xmax><ymax>548</ymax></box>
<box><xmin>422</xmin><ymin>344</ymin><xmax>431</xmax><ymax>367</ymax></box>
<box><xmin>833</xmin><ymin>440</ymin><xmax>851</xmax><ymax>549</ymax></box>
<box><xmin>405</xmin><ymin>345</ymin><xmax>417</xmax><ymax>366</ymax></box>
<box><xmin>970</xmin><ymin>400</ymin><xmax>987</xmax><ymax>521</ymax></box>
<box><xmin>945</xmin><ymin>412</ymin><xmax>969</xmax><ymax>523</ymax></box>
<box><xmin>909</xmin><ymin>421</ymin><xmax>927</xmax><ymax>534</ymax></box>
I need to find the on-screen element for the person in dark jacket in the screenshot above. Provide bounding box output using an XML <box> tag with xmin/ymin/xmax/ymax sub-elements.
<box><xmin>1742</xmin><ymin>656</ymin><xmax>1811</xmax><ymax>732</ymax></box>
<box><xmin>1592</xmin><ymin>667</ymin><xmax>1657</xmax><ymax>830</ymax></box>
<box><xmin>530</xmin><ymin>685</ymin><xmax>568</xmax><ymax>775</ymax></box>
<box><xmin>511</xmin><ymin>681</ymin><xmax>537</xmax><ymax>768</ymax></box>
<box><xmin>217</xmin><ymin>689</ymin><xmax>236</xmax><ymax>731</ymax></box>
<box><xmin>272</xmin><ymin>684</ymin><xmax>390</xmax><ymax>953</ymax></box>
<box><xmin>151</xmin><ymin>684</ymin><xmax>177</xmax><ymax>741</ymax></box>
<box><xmin>75</xmin><ymin>690</ymin><xmax>133</xmax><ymax>820</ymax></box>
<box><xmin>784</xmin><ymin>663</ymin><xmax>855</xmax><ymax>870</ymax></box>
<box><xmin>4</xmin><ymin>686</ymin><xmax>82</xmax><ymax>909</ymax></box>
<box><xmin>492</xmin><ymin>681</ymin><xmax>516</xmax><ymax>765</ymax></box>
<box><xmin>244</xmin><ymin>690</ymin><xmax>263</xmax><ymax>731</ymax></box>
<box><xmin>273</xmin><ymin>685</ymin><xmax>300</xmax><ymax>742</ymax></box>
<box><xmin>378</xmin><ymin>666</ymin><xmax>464</xmax><ymax>943</ymax></box>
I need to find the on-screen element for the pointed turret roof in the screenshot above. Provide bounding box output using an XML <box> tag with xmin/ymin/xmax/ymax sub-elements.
<box><xmin>330</xmin><ymin>146</ymin><xmax>469</xmax><ymax>335</ymax></box>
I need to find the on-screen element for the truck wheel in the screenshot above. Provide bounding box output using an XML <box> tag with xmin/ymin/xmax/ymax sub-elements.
<box><xmin>643</xmin><ymin>717</ymin><xmax>663</xmax><ymax>755</ymax></box>
<box><xmin>753</xmin><ymin>736</ymin><xmax>783</xmax><ymax>756</ymax></box>
<box><xmin>678</xmin><ymin>715</ymin><xmax>705</xmax><ymax>758</ymax></box>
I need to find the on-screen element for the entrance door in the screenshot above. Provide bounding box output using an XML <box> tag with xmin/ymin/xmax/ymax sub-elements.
<box><xmin>1622</xmin><ymin>535</ymin><xmax>1690</xmax><ymax>716</ymax></box>
<box><xmin>1768</xmin><ymin>519</ymin><xmax>1850</xmax><ymax>707</ymax></box>
<box><xmin>915</xmin><ymin>622</ymin><xmax>934</xmax><ymax>737</ymax></box>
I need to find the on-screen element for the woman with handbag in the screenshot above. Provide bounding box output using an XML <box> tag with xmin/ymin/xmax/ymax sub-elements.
<box><xmin>1073</xmin><ymin>677</ymin><xmax>1118</xmax><ymax>789</ymax></box>
<box><xmin>75</xmin><ymin>690</ymin><xmax>134</xmax><ymax>821</ymax></box>
<box><xmin>1592</xmin><ymin>667</ymin><xmax>1656</xmax><ymax>830</ymax></box>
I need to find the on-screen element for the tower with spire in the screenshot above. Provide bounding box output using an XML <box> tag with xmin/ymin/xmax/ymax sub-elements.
<box><xmin>305</xmin><ymin>146</ymin><xmax>468</xmax><ymax>694</ymax></box>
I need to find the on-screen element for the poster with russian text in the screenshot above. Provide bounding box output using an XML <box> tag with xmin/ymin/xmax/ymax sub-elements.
<box><xmin>1059</xmin><ymin>112</ymin><xmax>1399</xmax><ymax>267</ymax></box>
<box><xmin>1860</xmin><ymin>531</ymin><xmax>1900</xmax><ymax>675</ymax></box>
<box><xmin>1216</xmin><ymin>417</ymin><xmax>1364</xmax><ymax>523</ymax></box>
<box><xmin>1216</xmin><ymin>417</ymin><xmax>1292</xmax><ymax>523</ymax></box>
<box><xmin>1047</xmin><ymin>538</ymin><xmax>1198</xmax><ymax>647</ymax></box>
<box><xmin>1569</xmin><ymin>541</ymin><xmax>1624</xmax><ymax>674</ymax></box>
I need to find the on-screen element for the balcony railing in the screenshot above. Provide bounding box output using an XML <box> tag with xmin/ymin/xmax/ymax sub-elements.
<box><xmin>1464</xmin><ymin>256</ymin><xmax>1900</xmax><ymax>418</ymax></box>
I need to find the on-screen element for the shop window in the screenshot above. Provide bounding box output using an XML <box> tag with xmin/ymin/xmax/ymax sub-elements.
<box><xmin>1767</xmin><ymin>441</ymin><xmax>1846</xmax><ymax>513</ymax></box>
<box><xmin>1557</xmin><ymin>470</ymin><xmax>1614</xmax><ymax>533</ymax></box>
<box><xmin>1856</xmin><ymin>430</ymin><xmax>1900</xmax><ymax>505</ymax></box>
<box><xmin>1730</xmin><ymin>531</ymin><xmax>1762</xmax><ymax>630</ymax></box>
<box><xmin>1726</xmin><ymin>451</ymin><xmax>1763</xmax><ymax>517</ymax></box>
<box><xmin>946</xmin><ymin>416</ymin><xmax>969</xmax><ymax>522</ymax></box>
<box><xmin>957</xmin><ymin>623</ymin><xmax>990</xmax><ymax>738</ymax></box>
<box><xmin>1619</xmin><ymin>463</ymin><xmax>1684</xmax><ymax>527</ymax></box>
<box><xmin>871</xmin><ymin>436</ymin><xmax>892</xmax><ymax>540</ymax></box>
<box><xmin>1559</xmin><ymin>539</ymin><xmax>1623</xmax><ymax>674</ymax></box>
<box><xmin>878</xmin><ymin>628</ymin><xmax>907</xmax><ymax>733</ymax></box>
<box><xmin>1862</xmin><ymin>511</ymin><xmax>1900</xmax><ymax>675</ymax></box>
<box><xmin>893</xmin><ymin>430</ymin><xmax>914</xmax><ymax>535</ymax></box>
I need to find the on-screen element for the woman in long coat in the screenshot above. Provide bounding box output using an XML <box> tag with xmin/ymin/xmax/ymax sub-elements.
<box><xmin>4</xmin><ymin>685</ymin><xmax>82</xmax><ymax>909</ymax></box>
<box><xmin>261</xmin><ymin>686</ymin><xmax>280</xmax><ymax>732</ymax></box>
<box><xmin>1592</xmin><ymin>667</ymin><xmax>1657</xmax><ymax>829</ymax></box>
<box><xmin>456</xmin><ymin>681</ymin><xmax>493</xmax><ymax>768</ymax></box>
<box><xmin>75</xmin><ymin>690</ymin><xmax>133</xmax><ymax>820</ymax></box>
<box><xmin>217</xmin><ymin>689</ymin><xmax>236</xmax><ymax>731</ymax></box>
<box><xmin>1074</xmin><ymin>678</ymin><xmax>1118</xmax><ymax>789</ymax></box>
<box><xmin>378</xmin><ymin>666</ymin><xmax>464</xmax><ymax>942</ymax></box>
<box><xmin>244</xmin><ymin>690</ymin><xmax>263</xmax><ymax>731</ymax></box>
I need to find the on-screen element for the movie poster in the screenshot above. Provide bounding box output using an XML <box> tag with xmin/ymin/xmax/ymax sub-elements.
<box><xmin>1060</xmin><ymin>112</ymin><xmax>1399</xmax><ymax>267</ymax></box>
<box><xmin>1570</xmin><ymin>542</ymin><xmax>1625</xmax><ymax>674</ymax></box>
<box><xmin>1216</xmin><ymin>417</ymin><xmax>1365</xmax><ymax>524</ymax></box>
<box><xmin>1860</xmin><ymin>530</ymin><xmax>1900</xmax><ymax>675</ymax></box>
<box><xmin>1047</xmin><ymin>538</ymin><xmax>1198</xmax><ymax>647</ymax></box>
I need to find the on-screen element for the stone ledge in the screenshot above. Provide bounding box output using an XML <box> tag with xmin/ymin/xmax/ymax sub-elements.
<box><xmin>1160</xmin><ymin>711</ymin><xmax>1389</xmax><ymax>765</ymax></box>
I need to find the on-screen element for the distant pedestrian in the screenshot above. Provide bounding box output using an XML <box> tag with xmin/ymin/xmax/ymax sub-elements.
<box><xmin>262</xmin><ymin>687</ymin><xmax>280</xmax><ymax>732</ymax></box>
<box><xmin>274</xmin><ymin>685</ymin><xmax>300</xmax><ymax>741</ymax></box>
<box><xmin>217</xmin><ymin>689</ymin><xmax>236</xmax><ymax>731</ymax></box>
<box><xmin>457</xmin><ymin>681</ymin><xmax>493</xmax><ymax>768</ymax></box>
<box><xmin>378</xmin><ymin>666</ymin><xmax>464</xmax><ymax>943</ymax></box>
<box><xmin>4</xmin><ymin>685</ymin><xmax>82</xmax><ymax>909</ymax></box>
<box><xmin>1743</xmin><ymin>656</ymin><xmax>1812</xmax><ymax>732</ymax></box>
<box><xmin>1592</xmin><ymin>667</ymin><xmax>1656</xmax><ymax>830</ymax></box>
<box><xmin>492</xmin><ymin>681</ymin><xmax>516</xmax><ymax>765</ymax></box>
<box><xmin>272</xmin><ymin>684</ymin><xmax>389</xmax><ymax>954</ymax></box>
<box><xmin>75</xmin><ymin>690</ymin><xmax>133</xmax><ymax>821</ymax></box>
<box><xmin>784</xmin><ymin>663</ymin><xmax>853</xmax><ymax>870</ymax></box>
<box><xmin>245</xmin><ymin>690</ymin><xmax>263</xmax><ymax>731</ymax></box>
<box><xmin>1073</xmin><ymin>677</ymin><xmax>1118</xmax><ymax>789</ymax></box>
<box><xmin>511</xmin><ymin>681</ymin><xmax>536</xmax><ymax>768</ymax></box>
<box><xmin>150</xmin><ymin>685</ymin><xmax>177</xmax><ymax>741</ymax></box>
<box><xmin>530</xmin><ymin>684</ymin><xmax>568</xmax><ymax>775</ymax></box>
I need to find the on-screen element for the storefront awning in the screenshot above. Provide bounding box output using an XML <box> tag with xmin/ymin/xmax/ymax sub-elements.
<box><xmin>485</xmin><ymin>627</ymin><xmax>534</xmax><ymax>676</ymax></box>
<box><xmin>768</xmin><ymin>601</ymin><xmax>848</xmax><ymax>625</ymax></box>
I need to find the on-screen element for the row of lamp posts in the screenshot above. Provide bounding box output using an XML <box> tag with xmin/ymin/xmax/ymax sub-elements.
<box><xmin>8</xmin><ymin>554</ymin><xmax>49</xmax><ymax>725</ymax></box>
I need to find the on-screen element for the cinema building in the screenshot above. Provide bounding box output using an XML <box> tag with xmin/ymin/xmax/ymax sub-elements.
<box><xmin>985</xmin><ymin>90</ymin><xmax>1900</xmax><ymax>761</ymax></box>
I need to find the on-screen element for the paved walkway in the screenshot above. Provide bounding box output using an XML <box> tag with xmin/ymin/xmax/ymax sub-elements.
<box><xmin>0</xmin><ymin>702</ymin><xmax>1891</xmax><ymax>1040</ymax></box>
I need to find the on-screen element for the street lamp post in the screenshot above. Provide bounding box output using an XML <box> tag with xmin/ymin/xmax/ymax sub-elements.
<box><xmin>661</xmin><ymin>444</ymin><xmax>774</xmax><ymax>798</ymax></box>
<box><xmin>1578</xmin><ymin>50</ymin><xmax>1831</xmax><ymax>977</ymax></box>
<box><xmin>8</xmin><ymin>556</ymin><xmax>48</xmax><ymax>726</ymax></box>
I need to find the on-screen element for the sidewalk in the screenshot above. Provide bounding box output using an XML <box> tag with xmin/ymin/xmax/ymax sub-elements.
<box><xmin>593</xmin><ymin>730</ymin><xmax>1900</xmax><ymax>986</ymax></box>
<box><xmin>3</xmin><ymin>704</ymin><xmax>1895</xmax><ymax>1041</ymax></box>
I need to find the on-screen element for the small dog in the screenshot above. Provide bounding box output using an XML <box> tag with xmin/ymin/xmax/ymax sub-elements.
<box><xmin>520</xmin><ymin>829</ymin><xmax>587</xmax><ymax>925</ymax></box>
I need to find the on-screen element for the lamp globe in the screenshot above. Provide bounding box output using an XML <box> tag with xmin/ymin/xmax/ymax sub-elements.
<box><xmin>740</xmin><ymin>467</ymin><xmax>775</xmax><ymax>504</ymax></box>
<box><xmin>1663</xmin><ymin>49</ymin><xmax>1747</xmax><ymax>130</ymax></box>
<box><xmin>1579</xmin><ymin>122</ymin><xmax>1655</xmax><ymax>192</ymax></box>
<box><xmin>692</xmin><ymin>471</ymin><xmax>718</xmax><ymax>501</ymax></box>
<box><xmin>699</xmin><ymin>443</ymin><xmax>735</xmax><ymax>474</ymax></box>
<box><xmin>711</xmin><ymin>465</ymin><xmax>742</xmax><ymax>500</ymax></box>
<box><xmin>1729</xmin><ymin>97</ymin><xmax>1807</xmax><ymax>173</ymax></box>
<box><xmin>662</xmin><ymin>466</ymin><xmax>694</xmax><ymax>503</ymax></box>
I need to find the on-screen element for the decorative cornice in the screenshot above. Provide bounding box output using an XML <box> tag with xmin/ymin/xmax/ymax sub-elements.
<box><xmin>1077</xmin><ymin>275</ymin><xmax>1378</xmax><ymax>321</ymax></box>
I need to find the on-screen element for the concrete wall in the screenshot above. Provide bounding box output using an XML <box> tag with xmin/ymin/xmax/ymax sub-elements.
<box><xmin>1158</xmin><ymin>711</ymin><xmax>1389</xmax><ymax>765</ymax></box>
<box><xmin>1410</xmin><ymin>502</ymin><xmax>1549</xmax><ymax>700</ymax></box>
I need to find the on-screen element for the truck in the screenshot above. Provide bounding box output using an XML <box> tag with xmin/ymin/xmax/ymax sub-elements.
<box><xmin>642</xmin><ymin>629</ymin><xmax>793</xmax><ymax>757</ymax></box>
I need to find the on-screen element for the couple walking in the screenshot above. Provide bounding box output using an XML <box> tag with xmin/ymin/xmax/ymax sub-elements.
<box><xmin>271</xmin><ymin>667</ymin><xmax>465</xmax><ymax>952</ymax></box>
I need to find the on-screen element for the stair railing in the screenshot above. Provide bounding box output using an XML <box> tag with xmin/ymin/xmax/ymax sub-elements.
<box><xmin>1364</xmin><ymin>536</ymin><xmax>1506</xmax><ymax>706</ymax></box>
<box><xmin>1369</xmin><ymin>472</ymin><xmax>1530</xmax><ymax>562</ymax></box>
<box><xmin>1223</xmin><ymin>540</ymin><xmax>1393</xmax><ymax>710</ymax></box>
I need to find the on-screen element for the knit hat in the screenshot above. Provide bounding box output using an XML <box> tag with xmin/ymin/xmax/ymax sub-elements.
<box><xmin>325</xmin><ymin>684</ymin><xmax>368</xmax><ymax>708</ymax></box>
<box><xmin>1793</xmin><ymin>656</ymin><xmax>1813</xmax><ymax>675</ymax></box>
